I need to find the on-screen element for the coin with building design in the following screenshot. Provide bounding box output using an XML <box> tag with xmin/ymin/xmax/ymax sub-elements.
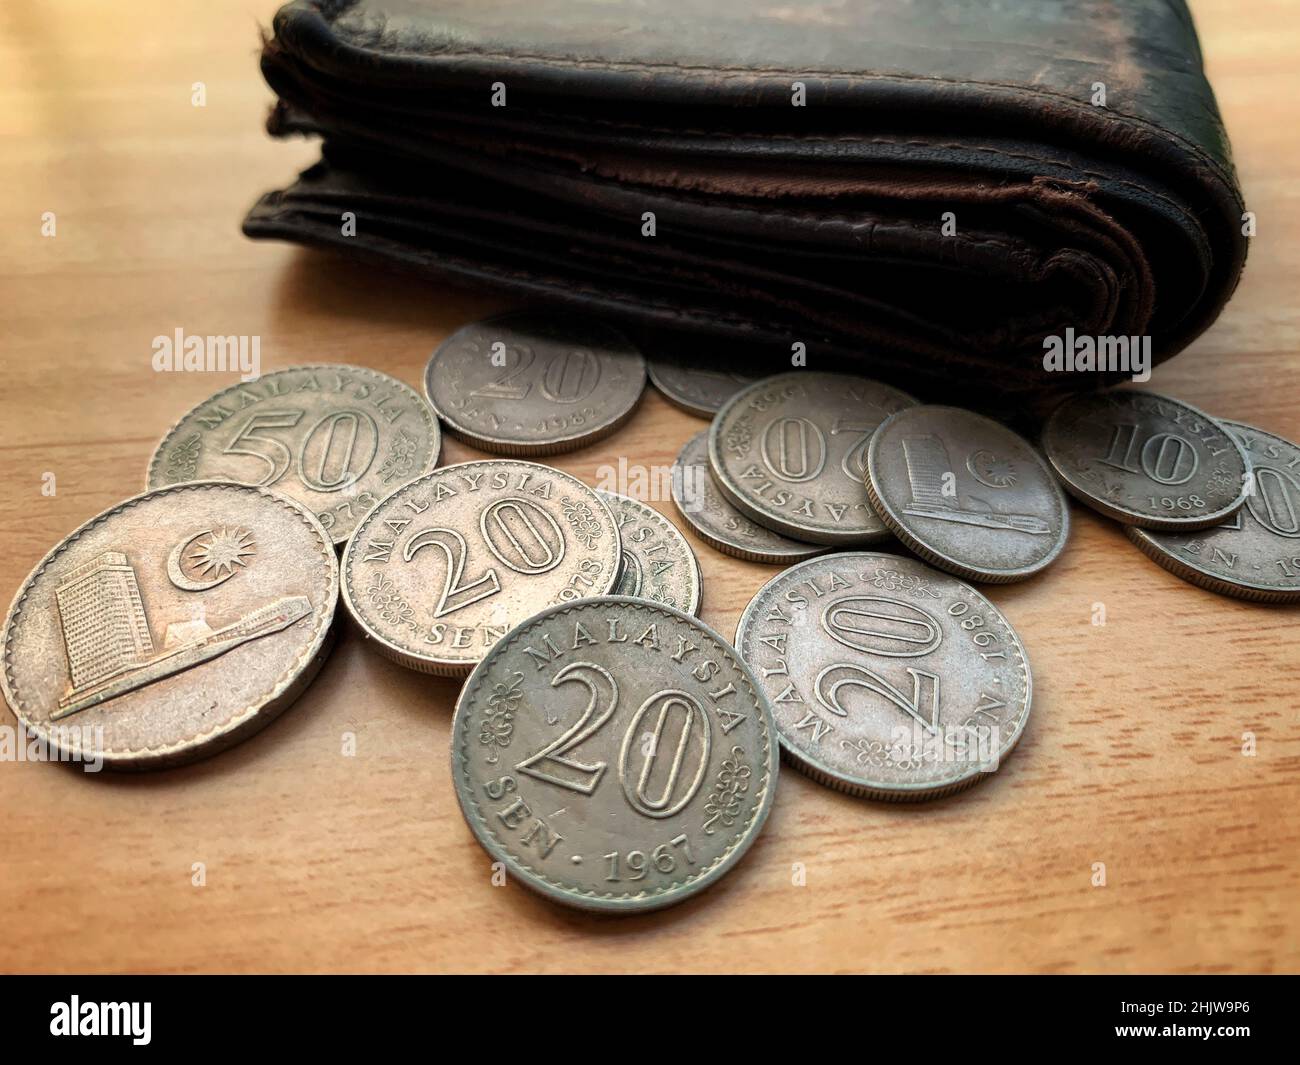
<box><xmin>451</xmin><ymin>597</ymin><xmax>778</xmax><ymax>911</ymax></box>
<box><xmin>147</xmin><ymin>365</ymin><xmax>440</xmax><ymax>544</ymax></box>
<box><xmin>866</xmin><ymin>405</ymin><xmax>1070</xmax><ymax>582</ymax></box>
<box><xmin>735</xmin><ymin>552</ymin><xmax>1031</xmax><ymax>801</ymax></box>
<box><xmin>341</xmin><ymin>461</ymin><xmax>621</xmax><ymax>675</ymax></box>
<box><xmin>1</xmin><ymin>482</ymin><xmax>338</xmax><ymax>769</ymax></box>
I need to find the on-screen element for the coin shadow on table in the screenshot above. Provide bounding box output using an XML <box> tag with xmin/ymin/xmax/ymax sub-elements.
<box><xmin>265</xmin><ymin>248</ymin><xmax>511</xmax><ymax>338</ymax></box>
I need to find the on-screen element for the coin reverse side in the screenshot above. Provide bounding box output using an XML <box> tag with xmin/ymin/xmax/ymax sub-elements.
<box><xmin>148</xmin><ymin>365</ymin><xmax>441</xmax><ymax>544</ymax></box>
<box><xmin>671</xmin><ymin>432</ymin><xmax>823</xmax><ymax>564</ymax></box>
<box><xmin>735</xmin><ymin>552</ymin><xmax>1031</xmax><ymax>800</ymax></box>
<box><xmin>1041</xmin><ymin>389</ymin><xmax>1250</xmax><ymax>530</ymax></box>
<box><xmin>451</xmin><ymin>597</ymin><xmax>779</xmax><ymax>912</ymax></box>
<box><xmin>341</xmin><ymin>461</ymin><xmax>621</xmax><ymax>675</ymax></box>
<box><xmin>866</xmin><ymin>405</ymin><xmax>1070</xmax><ymax>582</ymax></box>
<box><xmin>1126</xmin><ymin>420</ymin><xmax>1300</xmax><ymax>602</ymax></box>
<box><xmin>709</xmin><ymin>372</ymin><xmax>918</xmax><ymax>545</ymax></box>
<box><xmin>599</xmin><ymin>491</ymin><xmax>703</xmax><ymax>616</ymax></box>
<box><xmin>423</xmin><ymin>312</ymin><xmax>646</xmax><ymax>455</ymax></box>
<box><xmin>1</xmin><ymin>482</ymin><xmax>339</xmax><ymax>770</ymax></box>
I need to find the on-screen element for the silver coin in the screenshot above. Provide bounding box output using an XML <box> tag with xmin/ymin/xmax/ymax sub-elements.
<box><xmin>671</xmin><ymin>432</ymin><xmax>824</xmax><ymax>565</ymax></box>
<box><xmin>598</xmin><ymin>491</ymin><xmax>703</xmax><ymax>616</ymax></box>
<box><xmin>735</xmin><ymin>552</ymin><xmax>1031</xmax><ymax>801</ymax></box>
<box><xmin>865</xmin><ymin>405</ymin><xmax>1070</xmax><ymax>582</ymax></box>
<box><xmin>147</xmin><ymin>365</ymin><xmax>441</xmax><ymax>545</ymax></box>
<box><xmin>340</xmin><ymin>460</ymin><xmax>621</xmax><ymax>675</ymax></box>
<box><xmin>646</xmin><ymin>350</ymin><xmax>760</xmax><ymax>418</ymax></box>
<box><xmin>423</xmin><ymin>312</ymin><xmax>646</xmax><ymax>455</ymax></box>
<box><xmin>451</xmin><ymin>596</ymin><xmax>779</xmax><ymax>912</ymax></box>
<box><xmin>1041</xmin><ymin>389</ymin><xmax>1250</xmax><ymax>530</ymax></box>
<box><xmin>1</xmin><ymin>482</ymin><xmax>338</xmax><ymax>770</ymax></box>
<box><xmin>709</xmin><ymin>372</ymin><xmax>918</xmax><ymax>545</ymax></box>
<box><xmin>1125</xmin><ymin>420</ymin><xmax>1300</xmax><ymax>602</ymax></box>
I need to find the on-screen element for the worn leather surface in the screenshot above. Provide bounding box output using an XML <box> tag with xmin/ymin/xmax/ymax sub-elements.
<box><xmin>244</xmin><ymin>0</ymin><xmax>1247</xmax><ymax>404</ymax></box>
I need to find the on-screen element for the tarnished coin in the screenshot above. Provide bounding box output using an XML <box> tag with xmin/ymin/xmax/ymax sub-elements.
<box><xmin>1042</xmin><ymin>389</ymin><xmax>1250</xmax><ymax>530</ymax></box>
<box><xmin>646</xmin><ymin>350</ymin><xmax>759</xmax><ymax>418</ymax></box>
<box><xmin>147</xmin><ymin>365</ymin><xmax>441</xmax><ymax>545</ymax></box>
<box><xmin>598</xmin><ymin>491</ymin><xmax>703</xmax><ymax>615</ymax></box>
<box><xmin>735</xmin><ymin>552</ymin><xmax>1030</xmax><ymax>801</ymax></box>
<box><xmin>865</xmin><ymin>406</ymin><xmax>1070</xmax><ymax>583</ymax></box>
<box><xmin>671</xmin><ymin>432</ymin><xmax>823</xmax><ymax>564</ymax></box>
<box><xmin>451</xmin><ymin>596</ymin><xmax>778</xmax><ymax>912</ymax></box>
<box><xmin>341</xmin><ymin>461</ymin><xmax>620</xmax><ymax>675</ymax></box>
<box><xmin>1</xmin><ymin>482</ymin><xmax>338</xmax><ymax>770</ymax></box>
<box><xmin>1126</xmin><ymin>420</ymin><xmax>1300</xmax><ymax>602</ymax></box>
<box><xmin>423</xmin><ymin>312</ymin><xmax>646</xmax><ymax>455</ymax></box>
<box><xmin>709</xmin><ymin>372</ymin><xmax>918</xmax><ymax>545</ymax></box>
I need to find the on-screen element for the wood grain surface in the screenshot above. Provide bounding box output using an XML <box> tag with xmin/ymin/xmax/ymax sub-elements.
<box><xmin>1</xmin><ymin>0</ymin><xmax>1296</xmax><ymax>974</ymax></box>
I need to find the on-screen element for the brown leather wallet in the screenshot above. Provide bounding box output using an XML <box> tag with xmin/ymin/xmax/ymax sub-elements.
<box><xmin>244</xmin><ymin>0</ymin><xmax>1248</xmax><ymax>405</ymax></box>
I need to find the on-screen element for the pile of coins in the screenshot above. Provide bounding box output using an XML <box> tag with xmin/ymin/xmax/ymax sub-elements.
<box><xmin>3</xmin><ymin>313</ymin><xmax>1296</xmax><ymax>913</ymax></box>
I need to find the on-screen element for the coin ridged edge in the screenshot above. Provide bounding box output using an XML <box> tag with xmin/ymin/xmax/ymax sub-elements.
<box><xmin>145</xmin><ymin>364</ymin><xmax>442</xmax><ymax>544</ymax></box>
<box><xmin>1</xmin><ymin>481</ymin><xmax>340</xmax><ymax>766</ymax></box>
<box><xmin>450</xmin><ymin>596</ymin><xmax>779</xmax><ymax>913</ymax></box>
<box><xmin>1124</xmin><ymin>525</ymin><xmax>1300</xmax><ymax>604</ymax></box>
<box><xmin>339</xmin><ymin>461</ymin><xmax>621</xmax><ymax>674</ymax></box>
<box><xmin>734</xmin><ymin>552</ymin><xmax>1032</xmax><ymax>800</ymax></box>
<box><xmin>1040</xmin><ymin>393</ymin><xmax>1251</xmax><ymax>531</ymax></box>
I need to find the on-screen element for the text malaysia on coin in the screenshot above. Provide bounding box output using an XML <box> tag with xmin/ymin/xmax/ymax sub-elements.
<box><xmin>148</xmin><ymin>365</ymin><xmax>440</xmax><ymax>545</ymax></box>
<box><xmin>451</xmin><ymin>597</ymin><xmax>778</xmax><ymax>912</ymax></box>
<box><xmin>646</xmin><ymin>350</ymin><xmax>759</xmax><ymax>418</ymax></box>
<box><xmin>598</xmin><ymin>491</ymin><xmax>703</xmax><ymax>615</ymax></box>
<box><xmin>1041</xmin><ymin>389</ymin><xmax>1250</xmax><ymax>529</ymax></box>
<box><xmin>1</xmin><ymin>482</ymin><xmax>338</xmax><ymax>770</ymax></box>
<box><xmin>341</xmin><ymin>461</ymin><xmax>620</xmax><ymax>675</ymax></box>
<box><xmin>866</xmin><ymin>405</ymin><xmax>1070</xmax><ymax>582</ymax></box>
<box><xmin>735</xmin><ymin>552</ymin><xmax>1030</xmax><ymax>800</ymax></box>
<box><xmin>423</xmin><ymin>312</ymin><xmax>646</xmax><ymax>455</ymax></box>
<box><xmin>709</xmin><ymin>372</ymin><xmax>917</xmax><ymax>545</ymax></box>
<box><xmin>672</xmin><ymin>432</ymin><xmax>823</xmax><ymax>564</ymax></box>
<box><xmin>1126</xmin><ymin>420</ymin><xmax>1300</xmax><ymax>602</ymax></box>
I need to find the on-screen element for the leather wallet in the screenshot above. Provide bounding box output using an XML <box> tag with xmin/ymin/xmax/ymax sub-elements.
<box><xmin>244</xmin><ymin>0</ymin><xmax>1248</xmax><ymax>406</ymax></box>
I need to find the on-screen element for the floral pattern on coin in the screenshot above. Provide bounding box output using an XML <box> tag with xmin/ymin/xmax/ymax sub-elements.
<box><xmin>451</xmin><ymin>597</ymin><xmax>778</xmax><ymax>911</ymax></box>
<box><xmin>735</xmin><ymin>552</ymin><xmax>1030</xmax><ymax>800</ymax></box>
<box><xmin>147</xmin><ymin>365</ymin><xmax>440</xmax><ymax>544</ymax></box>
<box><xmin>599</xmin><ymin>490</ymin><xmax>702</xmax><ymax>615</ymax></box>
<box><xmin>341</xmin><ymin>461</ymin><xmax>620</xmax><ymax>675</ymax></box>
<box><xmin>1041</xmin><ymin>389</ymin><xmax>1250</xmax><ymax>530</ymax></box>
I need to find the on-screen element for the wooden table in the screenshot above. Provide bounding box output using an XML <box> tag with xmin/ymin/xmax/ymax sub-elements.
<box><xmin>1</xmin><ymin>0</ymin><xmax>1296</xmax><ymax>974</ymax></box>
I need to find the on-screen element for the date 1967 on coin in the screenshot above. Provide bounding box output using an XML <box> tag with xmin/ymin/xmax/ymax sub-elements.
<box><xmin>451</xmin><ymin>598</ymin><xmax>779</xmax><ymax>912</ymax></box>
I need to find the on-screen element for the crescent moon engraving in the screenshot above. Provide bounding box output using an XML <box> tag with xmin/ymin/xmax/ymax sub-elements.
<box><xmin>166</xmin><ymin>526</ymin><xmax>256</xmax><ymax>592</ymax></box>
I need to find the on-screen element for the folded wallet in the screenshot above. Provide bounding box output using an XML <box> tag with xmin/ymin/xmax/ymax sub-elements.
<box><xmin>244</xmin><ymin>0</ymin><xmax>1248</xmax><ymax>405</ymax></box>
